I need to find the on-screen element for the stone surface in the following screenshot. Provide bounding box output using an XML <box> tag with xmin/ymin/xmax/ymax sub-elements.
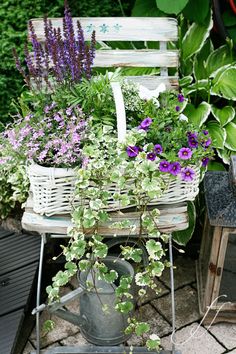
<box><xmin>22</xmin><ymin>341</ymin><xmax>35</xmax><ymax>354</ymax></box>
<box><xmin>227</xmin><ymin>349</ymin><xmax>236</xmax><ymax>353</ymax></box>
<box><xmin>161</xmin><ymin>256</ymin><xmax>196</xmax><ymax>289</ymax></box>
<box><xmin>161</xmin><ymin>323</ymin><xmax>225</xmax><ymax>354</ymax></box>
<box><xmin>60</xmin><ymin>332</ymin><xmax>91</xmax><ymax>346</ymax></box>
<box><xmin>152</xmin><ymin>286</ymin><xmax>201</xmax><ymax>328</ymax></box>
<box><xmin>127</xmin><ymin>303</ymin><xmax>172</xmax><ymax>346</ymax></box>
<box><xmin>30</xmin><ymin>311</ymin><xmax>79</xmax><ymax>348</ymax></box>
<box><xmin>207</xmin><ymin>323</ymin><xmax>236</xmax><ymax>350</ymax></box>
<box><xmin>137</xmin><ymin>279</ymin><xmax>169</xmax><ymax>305</ymax></box>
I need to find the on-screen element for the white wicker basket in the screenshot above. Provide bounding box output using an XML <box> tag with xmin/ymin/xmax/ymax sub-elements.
<box><xmin>28</xmin><ymin>80</ymin><xmax>201</xmax><ymax>216</ymax></box>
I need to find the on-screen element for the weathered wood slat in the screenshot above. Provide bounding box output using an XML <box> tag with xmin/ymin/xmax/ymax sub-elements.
<box><xmin>22</xmin><ymin>202</ymin><xmax>188</xmax><ymax>235</ymax></box>
<box><xmin>125</xmin><ymin>76</ymin><xmax>179</xmax><ymax>89</ymax></box>
<box><xmin>93</xmin><ymin>49</ymin><xmax>178</xmax><ymax>68</ymax></box>
<box><xmin>30</xmin><ymin>17</ymin><xmax>178</xmax><ymax>42</ymax></box>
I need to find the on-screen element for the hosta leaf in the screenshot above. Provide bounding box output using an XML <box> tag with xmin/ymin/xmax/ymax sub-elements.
<box><xmin>225</xmin><ymin>122</ymin><xmax>236</xmax><ymax>151</ymax></box>
<box><xmin>193</xmin><ymin>38</ymin><xmax>213</xmax><ymax>80</ymax></box>
<box><xmin>183</xmin><ymin>80</ymin><xmax>208</xmax><ymax>96</ymax></box>
<box><xmin>206</xmin><ymin>121</ymin><xmax>226</xmax><ymax>149</ymax></box>
<box><xmin>179</xmin><ymin>75</ymin><xmax>193</xmax><ymax>88</ymax></box>
<box><xmin>216</xmin><ymin>148</ymin><xmax>231</xmax><ymax>165</ymax></box>
<box><xmin>155</xmin><ymin>0</ymin><xmax>189</xmax><ymax>15</ymax></box>
<box><xmin>183</xmin><ymin>0</ymin><xmax>210</xmax><ymax>24</ymax></box>
<box><xmin>132</xmin><ymin>0</ymin><xmax>165</xmax><ymax>16</ymax></box>
<box><xmin>182</xmin><ymin>15</ymin><xmax>213</xmax><ymax>61</ymax></box>
<box><xmin>183</xmin><ymin>102</ymin><xmax>211</xmax><ymax>127</ymax></box>
<box><xmin>211</xmin><ymin>66</ymin><xmax>236</xmax><ymax>100</ymax></box>
<box><xmin>173</xmin><ymin>202</ymin><xmax>196</xmax><ymax>245</ymax></box>
<box><xmin>211</xmin><ymin>105</ymin><xmax>235</xmax><ymax>126</ymax></box>
<box><xmin>206</xmin><ymin>44</ymin><xmax>235</xmax><ymax>78</ymax></box>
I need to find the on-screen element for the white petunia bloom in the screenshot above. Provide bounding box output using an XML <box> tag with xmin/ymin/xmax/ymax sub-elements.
<box><xmin>138</xmin><ymin>83</ymin><xmax>166</xmax><ymax>101</ymax></box>
<box><xmin>179</xmin><ymin>113</ymin><xmax>188</xmax><ymax>122</ymax></box>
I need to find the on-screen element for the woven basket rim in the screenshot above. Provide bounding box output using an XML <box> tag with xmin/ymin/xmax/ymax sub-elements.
<box><xmin>28</xmin><ymin>161</ymin><xmax>76</xmax><ymax>177</ymax></box>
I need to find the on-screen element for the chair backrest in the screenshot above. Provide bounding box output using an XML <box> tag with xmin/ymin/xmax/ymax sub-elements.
<box><xmin>29</xmin><ymin>17</ymin><xmax>179</xmax><ymax>90</ymax></box>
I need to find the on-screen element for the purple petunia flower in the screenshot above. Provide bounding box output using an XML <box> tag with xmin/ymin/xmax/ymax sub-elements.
<box><xmin>178</xmin><ymin>94</ymin><xmax>185</xmax><ymax>103</ymax></box>
<box><xmin>188</xmin><ymin>133</ymin><xmax>198</xmax><ymax>148</ymax></box>
<box><xmin>139</xmin><ymin>117</ymin><xmax>152</xmax><ymax>131</ymax></box>
<box><xmin>147</xmin><ymin>152</ymin><xmax>156</xmax><ymax>161</ymax></box>
<box><xmin>202</xmin><ymin>130</ymin><xmax>209</xmax><ymax>135</ymax></box>
<box><xmin>202</xmin><ymin>157</ymin><xmax>209</xmax><ymax>167</ymax></box>
<box><xmin>159</xmin><ymin>160</ymin><xmax>170</xmax><ymax>172</ymax></box>
<box><xmin>181</xmin><ymin>167</ymin><xmax>195</xmax><ymax>182</ymax></box>
<box><xmin>169</xmin><ymin>162</ymin><xmax>181</xmax><ymax>176</ymax></box>
<box><xmin>175</xmin><ymin>106</ymin><xmax>180</xmax><ymax>112</ymax></box>
<box><xmin>126</xmin><ymin>146</ymin><xmax>139</xmax><ymax>158</ymax></box>
<box><xmin>154</xmin><ymin>144</ymin><xmax>163</xmax><ymax>154</ymax></box>
<box><xmin>178</xmin><ymin>147</ymin><xmax>193</xmax><ymax>160</ymax></box>
<box><xmin>204</xmin><ymin>138</ymin><xmax>212</xmax><ymax>147</ymax></box>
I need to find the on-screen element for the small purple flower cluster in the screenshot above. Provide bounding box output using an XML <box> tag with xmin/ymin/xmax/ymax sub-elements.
<box><xmin>13</xmin><ymin>4</ymin><xmax>96</xmax><ymax>90</ymax></box>
<box><xmin>4</xmin><ymin>103</ymin><xmax>88</xmax><ymax>168</ymax></box>
<box><xmin>126</xmin><ymin>116</ymin><xmax>212</xmax><ymax>182</ymax></box>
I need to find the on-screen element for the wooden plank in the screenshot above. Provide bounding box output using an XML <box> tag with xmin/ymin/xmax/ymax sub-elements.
<box><xmin>93</xmin><ymin>49</ymin><xmax>178</xmax><ymax>68</ymax></box>
<box><xmin>22</xmin><ymin>202</ymin><xmax>188</xmax><ymax>235</ymax></box>
<box><xmin>125</xmin><ymin>76</ymin><xmax>179</xmax><ymax>89</ymax></box>
<box><xmin>30</xmin><ymin>17</ymin><xmax>178</xmax><ymax>42</ymax></box>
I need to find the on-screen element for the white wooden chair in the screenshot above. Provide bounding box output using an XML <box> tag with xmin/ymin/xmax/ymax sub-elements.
<box><xmin>23</xmin><ymin>16</ymin><xmax>183</xmax><ymax>354</ymax></box>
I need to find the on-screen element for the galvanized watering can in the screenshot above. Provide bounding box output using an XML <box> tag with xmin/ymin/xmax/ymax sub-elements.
<box><xmin>34</xmin><ymin>256</ymin><xmax>134</xmax><ymax>346</ymax></box>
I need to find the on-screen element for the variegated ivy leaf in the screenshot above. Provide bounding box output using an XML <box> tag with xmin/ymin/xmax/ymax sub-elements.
<box><xmin>183</xmin><ymin>102</ymin><xmax>211</xmax><ymax>127</ymax></box>
<box><xmin>206</xmin><ymin>121</ymin><xmax>226</xmax><ymax>149</ymax></box>
<box><xmin>225</xmin><ymin>122</ymin><xmax>236</xmax><ymax>151</ymax></box>
<box><xmin>211</xmin><ymin>105</ymin><xmax>235</xmax><ymax>127</ymax></box>
<box><xmin>150</xmin><ymin>261</ymin><xmax>165</xmax><ymax>277</ymax></box>
<box><xmin>182</xmin><ymin>15</ymin><xmax>213</xmax><ymax>61</ymax></box>
<box><xmin>146</xmin><ymin>240</ymin><xmax>164</xmax><ymax>260</ymax></box>
<box><xmin>211</xmin><ymin>66</ymin><xmax>236</xmax><ymax>100</ymax></box>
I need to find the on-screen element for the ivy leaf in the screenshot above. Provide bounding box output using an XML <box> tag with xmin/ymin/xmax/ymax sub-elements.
<box><xmin>150</xmin><ymin>261</ymin><xmax>165</xmax><ymax>276</ymax></box>
<box><xmin>146</xmin><ymin>240</ymin><xmax>164</xmax><ymax>260</ymax></box>
<box><xmin>115</xmin><ymin>301</ymin><xmax>134</xmax><ymax>313</ymax></box>
<box><xmin>184</xmin><ymin>102</ymin><xmax>211</xmax><ymax>127</ymax></box>
<box><xmin>135</xmin><ymin>322</ymin><xmax>150</xmax><ymax>336</ymax></box>
<box><xmin>93</xmin><ymin>242</ymin><xmax>108</xmax><ymax>258</ymax></box>
<box><xmin>211</xmin><ymin>105</ymin><xmax>235</xmax><ymax>127</ymax></box>
<box><xmin>65</xmin><ymin>261</ymin><xmax>77</xmax><ymax>276</ymax></box>
<box><xmin>52</xmin><ymin>271</ymin><xmax>69</xmax><ymax>287</ymax></box>
<box><xmin>43</xmin><ymin>320</ymin><xmax>55</xmax><ymax>333</ymax></box>
<box><xmin>100</xmin><ymin>269</ymin><xmax>118</xmax><ymax>284</ymax></box>
<box><xmin>146</xmin><ymin>336</ymin><xmax>161</xmax><ymax>351</ymax></box>
<box><xmin>155</xmin><ymin>0</ymin><xmax>189</xmax><ymax>15</ymax></box>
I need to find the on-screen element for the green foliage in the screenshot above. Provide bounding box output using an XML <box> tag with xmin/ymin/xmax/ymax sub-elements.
<box><xmin>155</xmin><ymin>0</ymin><xmax>189</xmax><ymax>15</ymax></box>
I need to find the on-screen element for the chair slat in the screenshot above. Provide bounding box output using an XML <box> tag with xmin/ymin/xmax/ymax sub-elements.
<box><xmin>93</xmin><ymin>49</ymin><xmax>178</xmax><ymax>68</ymax></box>
<box><xmin>30</xmin><ymin>17</ymin><xmax>178</xmax><ymax>42</ymax></box>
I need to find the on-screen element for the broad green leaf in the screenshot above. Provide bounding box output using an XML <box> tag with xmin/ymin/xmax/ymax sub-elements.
<box><xmin>155</xmin><ymin>0</ymin><xmax>189</xmax><ymax>15</ymax></box>
<box><xmin>211</xmin><ymin>105</ymin><xmax>235</xmax><ymax>126</ymax></box>
<box><xmin>207</xmin><ymin>161</ymin><xmax>226</xmax><ymax>171</ymax></box>
<box><xmin>173</xmin><ymin>202</ymin><xmax>196</xmax><ymax>245</ymax></box>
<box><xmin>132</xmin><ymin>0</ymin><xmax>165</xmax><ymax>16</ymax></box>
<box><xmin>179</xmin><ymin>75</ymin><xmax>193</xmax><ymax>88</ymax></box>
<box><xmin>225</xmin><ymin>122</ymin><xmax>236</xmax><ymax>150</ymax></box>
<box><xmin>193</xmin><ymin>38</ymin><xmax>213</xmax><ymax>80</ymax></box>
<box><xmin>183</xmin><ymin>102</ymin><xmax>211</xmax><ymax>127</ymax></box>
<box><xmin>227</xmin><ymin>27</ymin><xmax>236</xmax><ymax>43</ymax></box>
<box><xmin>206</xmin><ymin>121</ymin><xmax>226</xmax><ymax>149</ymax></box>
<box><xmin>183</xmin><ymin>80</ymin><xmax>208</xmax><ymax>96</ymax></box>
<box><xmin>116</xmin><ymin>301</ymin><xmax>134</xmax><ymax>313</ymax></box>
<box><xmin>211</xmin><ymin>66</ymin><xmax>236</xmax><ymax>100</ymax></box>
<box><xmin>222</xmin><ymin>10</ymin><xmax>236</xmax><ymax>26</ymax></box>
<box><xmin>206</xmin><ymin>45</ymin><xmax>235</xmax><ymax>78</ymax></box>
<box><xmin>183</xmin><ymin>0</ymin><xmax>210</xmax><ymax>24</ymax></box>
<box><xmin>217</xmin><ymin>148</ymin><xmax>231</xmax><ymax>165</ymax></box>
<box><xmin>181</xmin><ymin>57</ymin><xmax>194</xmax><ymax>76</ymax></box>
<box><xmin>182</xmin><ymin>16</ymin><xmax>213</xmax><ymax>61</ymax></box>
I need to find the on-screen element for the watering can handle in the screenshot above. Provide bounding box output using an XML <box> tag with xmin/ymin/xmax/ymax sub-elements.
<box><xmin>32</xmin><ymin>287</ymin><xmax>89</xmax><ymax>330</ymax></box>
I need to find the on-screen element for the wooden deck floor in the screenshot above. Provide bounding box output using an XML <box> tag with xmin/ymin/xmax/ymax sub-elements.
<box><xmin>0</xmin><ymin>227</ymin><xmax>41</xmax><ymax>354</ymax></box>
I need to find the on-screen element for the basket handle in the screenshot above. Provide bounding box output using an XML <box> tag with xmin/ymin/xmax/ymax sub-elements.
<box><xmin>110</xmin><ymin>80</ymin><xmax>126</xmax><ymax>143</ymax></box>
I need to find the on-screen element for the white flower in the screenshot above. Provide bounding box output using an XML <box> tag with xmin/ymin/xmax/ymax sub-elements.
<box><xmin>179</xmin><ymin>113</ymin><xmax>188</xmax><ymax>122</ymax></box>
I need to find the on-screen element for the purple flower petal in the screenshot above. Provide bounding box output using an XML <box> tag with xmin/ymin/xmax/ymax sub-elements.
<box><xmin>126</xmin><ymin>146</ymin><xmax>139</xmax><ymax>158</ymax></box>
<box><xmin>202</xmin><ymin>157</ymin><xmax>209</xmax><ymax>167</ymax></box>
<box><xmin>147</xmin><ymin>152</ymin><xmax>156</xmax><ymax>161</ymax></box>
<box><xmin>178</xmin><ymin>147</ymin><xmax>192</xmax><ymax>160</ymax></box>
<box><xmin>154</xmin><ymin>144</ymin><xmax>163</xmax><ymax>154</ymax></box>
<box><xmin>139</xmin><ymin>117</ymin><xmax>152</xmax><ymax>131</ymax></box>
<box><xmin>181</xmin><ymin>167</ymin><xmax>195</xmax><ymax>182</ymax></box>
<box><xmin>175</xmin><ymin>106</ymin><xmax>180</xmax><ymax>112</ymax></box>
<box><xmin>159</xmin><ymin>160</ymin><xmax>170</xmax><ymax>173</ymax></box>
<box><xmin>178</xmin><ymin>94</ymin><xmax>185</xmax><ymax>103</ymax></box>
<box><xmin>169</xmin><ymin>162</ymin><xmax>181</xmax><ymax>176</ymax></box>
